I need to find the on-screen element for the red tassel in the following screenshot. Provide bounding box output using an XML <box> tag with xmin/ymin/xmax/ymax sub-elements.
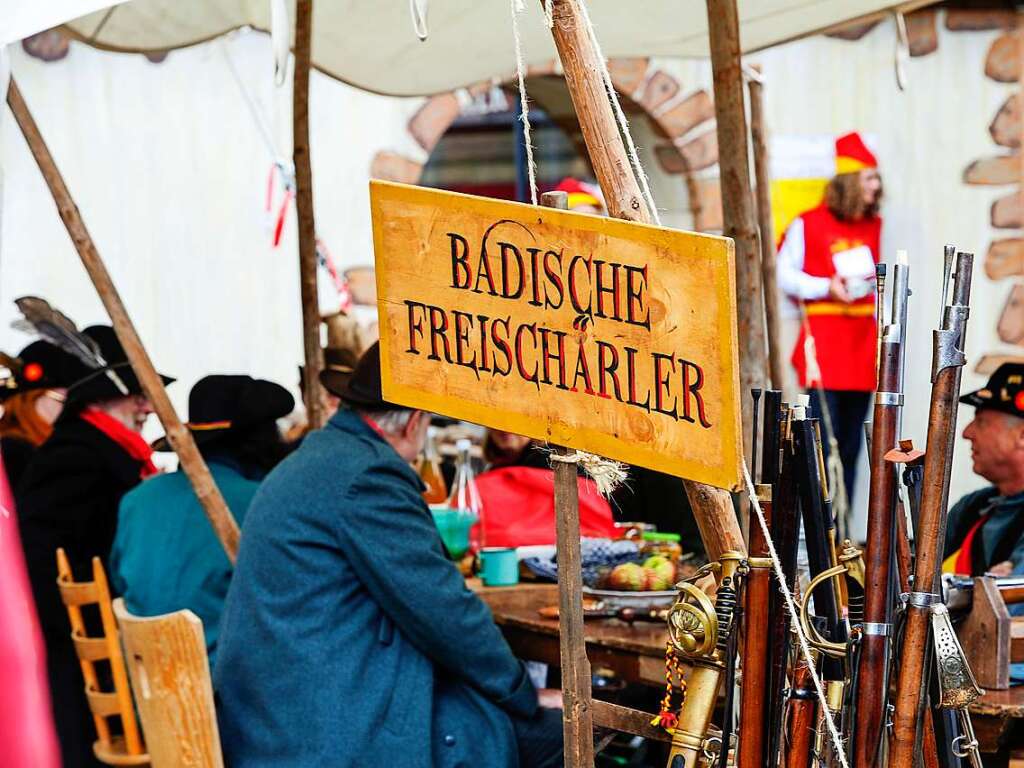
<box><xmin>273</xmin><ymin>189</ymin><xmax>293</xmax><ymax>247</ymax></box>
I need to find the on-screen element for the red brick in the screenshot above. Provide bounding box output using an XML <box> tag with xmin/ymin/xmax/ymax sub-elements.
<box><xmin>654</xmin><ymin>90</ymin><xmax>714</xmax><ymax>140</ymax></box>
<box><xmin>992</xmin><ymin>191</ymin><xmax>1023</xmax><ymax>229</ymax></box>
<box><xmin>964</xmin><ymin>154</ymin><xmax>1019</xmax><ymax>185</ymax></box>
<box><xmin>369</xmin><ymin>151</ymin><xmax>424</xmax><ymax>185</ymax></box>
<box><xmin>693</xmin><ymin>179</ymin><xmax>723</xmax><ymax>233</ymax></box>
<box><xmin>985</xmin><ymin>238</ymin><xmax>1024</xmax><ymax>280</ymax></box>
<box><xmin>946</xmin><ymin>9</ymin><xmax>1016</xmax><ymax>31</ymax></box>
<box><xmin>906</xmin><ymin>9</ymin><xmax>938</xmax><ymax>57</ymax></box>
<box><xmin>997</xmin><ymin>284</ymin><xmax>1024</xmax><ymax>345</ymax></box>
<box><xmin>677</xmin><ymin>130</ymin><xmax>719</xmax><ymax>172</ymax></box>
<box><xmin>639</xmin><ymin>71</ymin><xmax>680</xmax><ymax>115</ymax></box>
<box><xmin>985</xmin><ymin>33</ymin><xmax>1019</xmax><ymax>83</ymax></box>
<box><xmin>607</xmin><ymin>58</ymin><xmax>649</xmax><ymax>96</ymax></box>
<box><xmin>408</xmin><ymin>94</ymin><xmax>461</xmax><ymax>152</ymax></box>
<box><xmin>990</xmin><ymin>93</ymin><xmax>1020</xmax><ymax>149</ymax></box>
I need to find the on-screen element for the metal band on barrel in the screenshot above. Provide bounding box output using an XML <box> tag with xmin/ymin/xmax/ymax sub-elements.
<box><xmin>907</xmin><ymin>591</ymin><xmax>940</xmax><ymax>608</ymax></box>
<box><xmin>862</xmin><ymin>622</ymin><xmax>891</xmax><ymax>636</ymax></box>
<box><xmin>875</xmin><ymin>391</ymin><xmax>903</xmax><ymax>406</ymax></box>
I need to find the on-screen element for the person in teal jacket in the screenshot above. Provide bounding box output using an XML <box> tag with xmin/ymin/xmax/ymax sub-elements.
<box><xmin>110</xmin><ymin>374</ymin><xmax>294</xmax><ymax>667</ymax></box>
<box><xmin>214</xmin><ymin>343</ymin><xmax>563</xmax><ymax>768</ymax></box>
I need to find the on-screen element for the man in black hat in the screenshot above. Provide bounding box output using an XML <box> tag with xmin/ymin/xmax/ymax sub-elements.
<box><xmin>215</xmin><ymin>342</ymin><xmax>563</xmax><ymax>768</ymax></box>
<box><xmin>17</xmin><ymin>324</ymin><xmax>173</xmax><ymax>768</ymax></box>
<box><xmin>0</xmin><ymin>339</ymin><xmax>84</xmax><ymax>488</ymax></box>
<box><xmin>110</xmin><ymin>374</ymin><xmax>294</xmax><ymax>667</ymax></box>
<box><xmin>945</xmin><ymin>363</ymin><xmax>1024</xmax><ymax>581</ymax></box>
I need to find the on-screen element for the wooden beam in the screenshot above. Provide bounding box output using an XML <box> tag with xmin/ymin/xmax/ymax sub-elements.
<box><xmin>591</xmin><ymin>701</ymin><xmax>671</xmax><ymax>744</ymax></box>
<box><xmin>6</xmin><ymin>78</ymin><xmax>240</xmax><ymax>563</ymax></box>
<box><xmin>546</xmin><ymin>0</ymin><xmax>745</xmax><ymax>560</ymax></box>
<box><xmin>293</xmin><ymin>0</ymin><xmax>325</xmax><ymax>429</ymax></box>
<box><xmin>542</xmin><ymin>190</ymin><xmax>595</xmax><ymax>768</ymax></box>
<box><xmin>746</xmin><ymin>68</ymin><xmax>784</xmax><ymax>390</ymax></box>
<box><xmin>707</xmin><ymin>0</ymin><xmax>767</xmax><ymax>460</ymax></box>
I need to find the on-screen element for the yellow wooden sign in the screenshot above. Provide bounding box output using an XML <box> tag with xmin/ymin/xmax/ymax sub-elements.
<box><xmin>370</xmin><ymin>181</ymin><xmax>741</xmax><ymax>490</ymax></box>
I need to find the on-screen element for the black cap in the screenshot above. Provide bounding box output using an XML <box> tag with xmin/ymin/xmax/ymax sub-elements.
<box><xmin>0</xmin><ymin>340</ymin><xmax>87</xmax><ymax>401</ymax></box>
<box><xmin>153</xmin><ymin>374</ymin><xmax>295</xmax><ymax>452</ymax></box>
<box><xmin>960</xmin><ymin>363</ymin><xmax>1024</xmax><ymax>418</ymax></box>
<box><xmin>340</xmin><ymin>342</ymin><xmax>404</xmax><ymax>411</ymax></box>
<box><xmin>66</xmin><ymin>325</ymin><xmax>175</xmax><ymax>406</ymax></box>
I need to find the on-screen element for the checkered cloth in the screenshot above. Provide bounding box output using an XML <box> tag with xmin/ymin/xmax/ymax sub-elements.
<box><xmin>522</xmin><ymin>538</ymin><xmax>641</xmax><ymax>588</ymax></box>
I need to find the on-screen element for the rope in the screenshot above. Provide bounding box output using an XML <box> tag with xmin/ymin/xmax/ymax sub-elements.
<box><xmin>548</xmin><ymin>449</ymin><xmax>627</xmax><ymax>497</ymax></box>
<box><xmin>743</xmin><ymin>462</ymin><xmax>851</xmax><ymax>768</ymax></box>
<box><xmin>574</xmin><ymin>0</ymin><xmax>661</xmax><ymax>226</ymax></box>
<box><xmin>510</xmin><ymin>0</ymin><xmax>540</xmax><ymax>205</ymax></box>
<box><xmin>219</xmin><ymin>39</ymin><xmax>284</xmax><ymax>162</ymax></box>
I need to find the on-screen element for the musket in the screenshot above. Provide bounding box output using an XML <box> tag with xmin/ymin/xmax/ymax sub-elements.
<box><xmin>793</xmin><ymin>412</ymin><xmax>845</xmax><ymax>680</ymax></box>
<box><xmin>785</xmin><ymin>633</ymin><xmax>818</xmax><ymax>768</ymax></box>
<box><xmin>853</xmin><ymin>251</ymin><xmax>910</xmax><ymax>767</ymax></box>
<box><xmin>890</xmin><ymin>249</ymin><xmax>978</xmax><ymax>768</ymax></box>
<box><xmin>738</xmin><ymin>391</ymin><xmax>775</xmax><ymax>768</ymax></box>
<box><xmin>766</xmin><ymin>400</ymin><xmax>804</xmax><ymax>767</ymax></box>
<box><xmin>943</xmin><ymin>574</ymin><xmax>1024</xmax><ymax>612</ymax></box>
<box><xmin>665</xmin><ymin>552</ymin><xmax>746</xmax><ymax>768</ymax></box>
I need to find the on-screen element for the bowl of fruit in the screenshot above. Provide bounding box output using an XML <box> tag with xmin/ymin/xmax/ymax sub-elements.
<box><xmin>581</xmin><ymin>555</ymin><xmax>682</xmax><ymax>610</ymax></box>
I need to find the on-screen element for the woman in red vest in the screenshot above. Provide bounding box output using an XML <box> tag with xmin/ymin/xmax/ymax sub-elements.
<box><xmin>778</xmin><ymin>132</ymin><xmax>883</xmax><ymax>505</ymax></box>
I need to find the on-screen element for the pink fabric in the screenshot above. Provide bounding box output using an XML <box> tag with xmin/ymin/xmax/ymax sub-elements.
<box><xmin>474</xmin><ymin>466</ymin><xmax>617</xmax><ymax>547</ymax></box>
<box><xmin>0</xmin><ymin>449</ymin><xmax>60</xmax><ymax>767</ymax></box>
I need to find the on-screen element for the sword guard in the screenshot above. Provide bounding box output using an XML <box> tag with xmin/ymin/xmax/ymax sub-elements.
<box><xmin>930</xmin><ymin>603</ymin><xmax>983</xmax><ymax>709</ymax></box>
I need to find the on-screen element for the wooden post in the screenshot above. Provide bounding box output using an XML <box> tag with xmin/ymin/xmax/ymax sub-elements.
<box><xmin>6</xmin><ymin>78</ymin><xmax>240</xmax><ymax>563</ymax></box>
<box><xmin>706</xmin><ymin>0</ymin><xmax>767</xmax><ymax>455</ymax></box>
<box><xmin>293</xmin><ymin>0</ymin><xmax>325</xmax><ymax>429</ymax></box>
<box><xmin>546</xmin><ymin>0</ymin><xmax>745</xmax><ymax>561</ymax></box>
<box><xmin>542</xmin><ymin>190</ymin><xmax>595</xmax><ymax>768</ymax></box>
<box><xmin>746</xmin><ymin>67</ymin><xmax>785</xmax><ymax>390</ymax></box>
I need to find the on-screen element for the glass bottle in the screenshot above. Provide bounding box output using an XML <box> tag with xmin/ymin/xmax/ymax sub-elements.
<box><xmin>419</xmin><ymin>427</ymin><xmax>448</xmax><ymax>504</ymax></box>
<box><xmin>447</xmin><ymin>438</ymin><xmax>485</xmax><ymax>550</ymax></box>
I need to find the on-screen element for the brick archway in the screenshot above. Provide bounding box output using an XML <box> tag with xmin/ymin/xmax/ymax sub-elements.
<box><xmin>370</xmin><ymin>59</ymin><xmax>723</xmax><ymax>230</ymax></box>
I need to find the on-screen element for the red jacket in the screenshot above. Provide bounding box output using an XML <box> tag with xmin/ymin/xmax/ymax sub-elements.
<box><xmin>787</xmin><ymin>204</ymin><xmax>881</xmax><ymax>392</ymax></box>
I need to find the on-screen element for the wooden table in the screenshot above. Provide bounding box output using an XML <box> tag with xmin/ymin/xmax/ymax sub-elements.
<box><xmin>971</xmin><ymin>687</ymin><xmax>1024</xmax><ymax>757</ymax></box>
<box><xmin>472</xmin><ymin>580</ymin><xmax>670</xmax><ymax>687</ymax></box>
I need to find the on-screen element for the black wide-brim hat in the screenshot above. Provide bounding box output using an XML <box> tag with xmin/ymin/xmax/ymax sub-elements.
<box><xmin>960</xmin><ymin>362</ymin><xmax>1024</xmax><ymax>419</ymax></box>
<box><xmin>0</xmin><ymin>340</ymin><xmax>85</xmax><ymax>401</ymax></box>
<box><xmin>153</xmin><ymin>374</ymin><xmax>295</xmax><ymax>452</ymax></box>
<box><xmin>340</xmin><ymin>342</ymin><xmax>403</xmax><ymax>411</ymax></box>
<box><xmin>319</xmin><ymin>347</ymin><xmax>360</xmax><ymax>399</ymax></box>
<box><xmin>66</xmin><ymin>325</ymin><xmax>175</xmax><ymax>406</ymax></box>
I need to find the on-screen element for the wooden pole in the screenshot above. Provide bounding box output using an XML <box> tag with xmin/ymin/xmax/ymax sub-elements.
<box><xmin>542</xmin><ymin>190</ymin><xmax>595</xmax><ymax>768</ymax></box>
<box><xmin>293</xmin><ymin>0</ymin><xmax>325</xmax><ymax>430</ymax></box>
<box><xmin>706</xmin><ymin>0</ymin><xmax>768</xmax><ymax>456</ymax></box>
<box><xmin>746</xmin><ymin>67</ymin><xmax>785</xmax><ymax>390</ymax></box>
<box><xmin>6</xmin><ymin>78</ymin><xmax>240</xmax><ymax>563</ymax></box>
<box><xmin>546</xmin><ymin>0</ymin><xmax>745</xmax><ymax>560</ymax></box>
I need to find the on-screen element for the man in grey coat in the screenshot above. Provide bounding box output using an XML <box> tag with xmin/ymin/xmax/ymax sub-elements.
<box><xmin>214</xmin><ymin>343</ymin><xmax>563</xmax><ymax>767</ymax></box>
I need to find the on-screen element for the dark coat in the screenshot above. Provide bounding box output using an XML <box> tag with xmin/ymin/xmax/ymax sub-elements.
<box><xmin>1</xmin><ymin>435</ymin><xmax>36</xmax><ymax>491</ymax></box>
<box><xmin>17</xmin><ymin>416</ymin><xmax>149</xmax><ymax>768</ymax></box>
<box><xmin>214</xmin><ymin>409</ymin><xmax>539</xmax><ymax>767</ymax></box>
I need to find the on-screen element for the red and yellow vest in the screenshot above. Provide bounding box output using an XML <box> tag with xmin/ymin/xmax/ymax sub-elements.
<box><xmin>788</xmin><ymin>204</ymin><xmax>881</xmax><ymax>392</ymax></box>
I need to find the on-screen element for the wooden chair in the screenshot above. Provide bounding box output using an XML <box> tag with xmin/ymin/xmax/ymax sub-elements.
<box><xmin>55</xmin><ymin>548</ymin><xmax>149</xmax><ymax>766</ymax></box>
<box><xmin>113</xmin><ymin>599</ymin><xmax>225</xmax><ymax>768</ymax></box>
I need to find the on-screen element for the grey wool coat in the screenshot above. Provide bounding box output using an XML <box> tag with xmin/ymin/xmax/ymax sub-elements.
<box><xmin>214</xmin><ymin>408</ymin><xmax>539</xmax><ymax>767</ymax></box>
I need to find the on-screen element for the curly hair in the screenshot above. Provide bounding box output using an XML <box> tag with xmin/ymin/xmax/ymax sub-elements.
<box><xmin>0</xmin><ymin>390</ymin><xmax>53</xmax><ymax>446</ymax></box>
<box><xmin>825</xmin><ymin>172</ymin><xmax>882</xmax><ymax>221</ymax></box>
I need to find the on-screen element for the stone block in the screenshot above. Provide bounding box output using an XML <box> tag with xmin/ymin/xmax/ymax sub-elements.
<box><xmin>655</xmin><ymin>90</ymin><xmax>714</xmax><ymax>140</ymax></box>
<box><xmin>990</xmin><ymin>93</ymin><xmax>1020</xmax><ymax>149</ymax></box>
<box><xmin>964</xmin><ymin>154</ymin><xmax>1019</xmax><ymax>186</ymax></box>
<box><xmin>985</xmin><ymin>32</ymin><xmax>1019</xmax><ymax>83</ymax></box>
<box><xmin>992</xmin><ymin>191</ymin><xmax>1023</xmax><ymax>229</ymax></box>
<box><xmin>639</xmin><ymin>70</ymin><xmax>680</xmax><ymax>115</ymax></box>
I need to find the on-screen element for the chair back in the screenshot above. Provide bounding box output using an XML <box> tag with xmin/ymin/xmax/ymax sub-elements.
<box><xmin>113</xmin><ymin>599</ymin><xmax>225</xmax><ymax>768</ymax></box>
<box><xmin>55</xmin><ymin>548</ymin><xmax>148</xmax><ymax>766</ymax></box>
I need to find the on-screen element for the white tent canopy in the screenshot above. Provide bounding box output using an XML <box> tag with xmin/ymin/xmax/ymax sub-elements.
<box><xmin>59</xmin><ymin>0</ymin><xmax>933</xmax><ymax>96</ymax></box>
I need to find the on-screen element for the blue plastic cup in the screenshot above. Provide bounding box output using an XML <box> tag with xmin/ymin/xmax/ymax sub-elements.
<box><xmin>480</xmin><ymin>547</ymin><xmax>519</xmax><ymax>587</ymax></box>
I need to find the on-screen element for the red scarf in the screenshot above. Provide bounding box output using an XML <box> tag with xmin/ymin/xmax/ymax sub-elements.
<box><xmin>953</xmin><ymin>515</ymin><xmax>987</xmax><ymax>576</ymax></box>
<box><xmin>80</xmin><ymin>408</ymin><xmax>158</xmax><ymax>479</ymax></box>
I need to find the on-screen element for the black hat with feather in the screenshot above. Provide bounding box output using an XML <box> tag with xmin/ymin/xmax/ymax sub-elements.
<box><xmin>11</xmin><ymin>297</ymin><xmax>174</xmax><ymax>407</ymax></box>
<box><xmin>0</xmin><ymin>341</ymin><xmax>86</xmax><ymax>401</ymax></box>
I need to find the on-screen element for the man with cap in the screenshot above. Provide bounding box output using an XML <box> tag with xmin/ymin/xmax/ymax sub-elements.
<box><xmin>110</xmin><ymin>374</ymin><xmax>294</xmax><ymax>667</ymax></box>
<box><xmin>0</xmin><ymin>340</ymin><xmax>84</xmax><ymax>488</ymax></box>
<box><xmin>215</xmin><ymin>342</ymin><xmax>563</xmax><ymax>768</ymax></box>
<box><xmin>16</xmin><ymin>325</ymin><xmax>173</xmax><ymax>768</ymax></box>
<box><xmin>945</xmin><ymin>364</ymin><xmax>1024</xmax><ymax>583</ymax></box>
<box><xmin>777</xmin><ymin>131</ymin><xmax>884</xmax><ymax>504</ymax></box>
